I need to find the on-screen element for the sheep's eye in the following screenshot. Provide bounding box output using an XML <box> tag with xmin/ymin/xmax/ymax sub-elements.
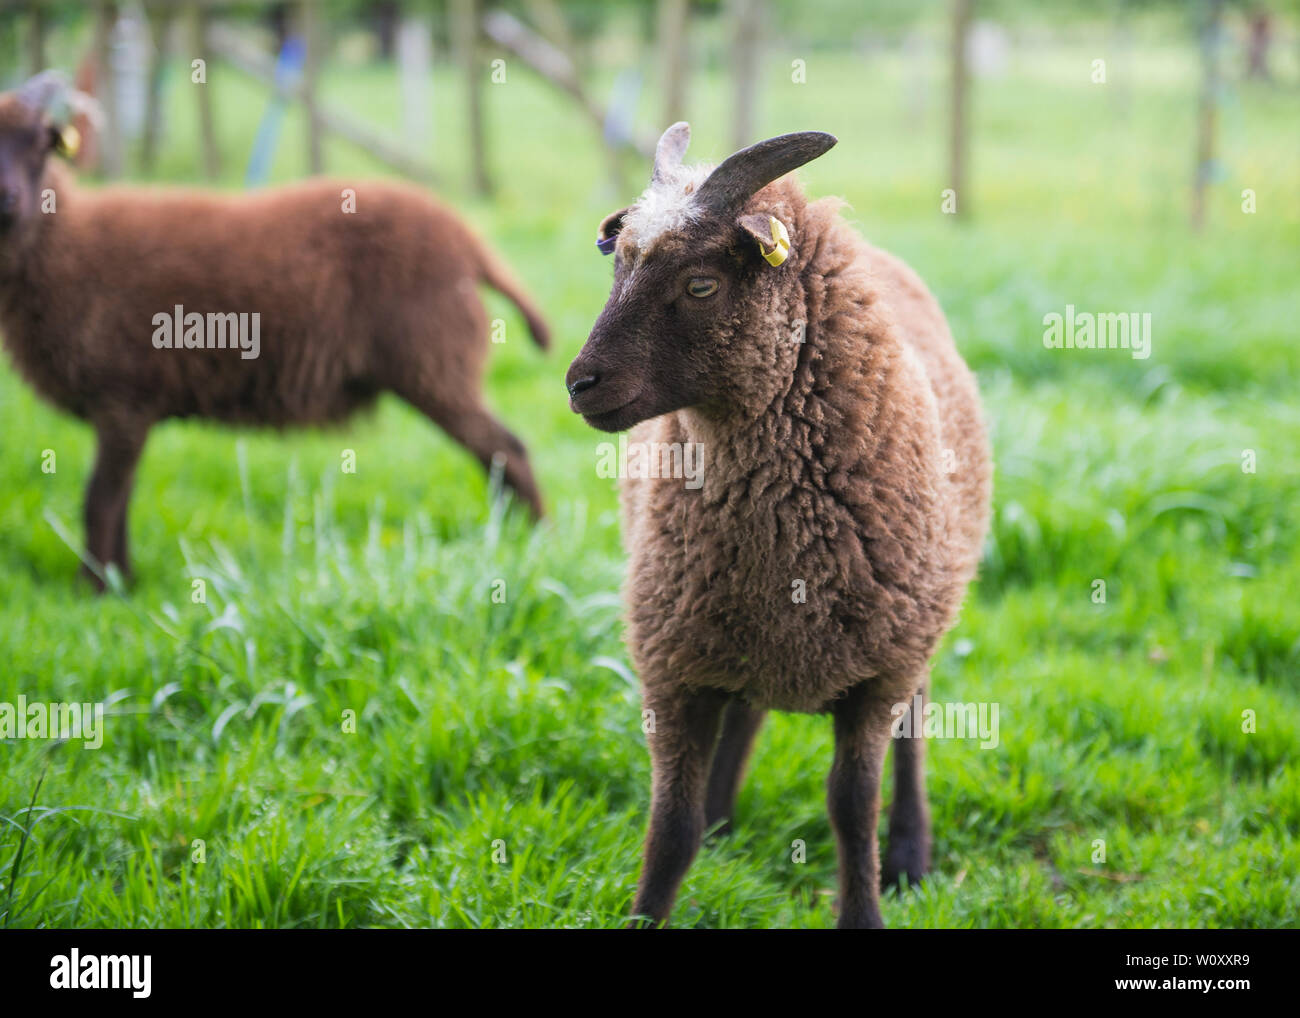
<box><xmin>686</xmin><ymin>277</ymin><xmax>718</xmax><ymax>298</ymax></box>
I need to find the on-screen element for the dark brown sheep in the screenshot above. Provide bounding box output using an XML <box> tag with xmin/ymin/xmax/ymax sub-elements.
<box><xmin>566</xmin><ymin>123</ymin><xmax>992</xmax><ymax>928</ymax></box>
<box><xmin>0</xmin><ymin>73</ymin><xmax>548</xmax><ymax>588</ymax></box>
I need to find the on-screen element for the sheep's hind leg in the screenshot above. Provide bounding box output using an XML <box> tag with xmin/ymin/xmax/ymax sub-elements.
<box><xmin>882</xmin><ymin>671</ymin><xmax>932</xmax><ymax>890</ymax></box>
<box><xmin>82</xmin><ymin>423</ymin><xmax>148</xmax><ymax>591</ymax></box>
<box><xmin>630</xmin><ymin>686</ymin><xmax>728</xmax><ymax>928</ymax></box>
<box><xmin>397</xmin><ymin>387</ymin><xmax>544</xmax><ymax>519</ymax></box>
<box><xmin>704</xmin><ymin>698</ymin><xmax>766</xmax><ymax>835</ymax></box>
<box><xmin>827</xmin><ymin>683</ymin><xmax>893</xmax><ymax>929</ymax></box>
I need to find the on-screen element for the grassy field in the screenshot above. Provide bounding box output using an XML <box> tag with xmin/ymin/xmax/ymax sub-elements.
<box><xmin>1</xmin><ymin>33</ymin><xmax>1298</xmax><ymax>928</ymax></box>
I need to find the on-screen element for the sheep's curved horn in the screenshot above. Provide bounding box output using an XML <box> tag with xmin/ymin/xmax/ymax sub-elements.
<box><xmin>652</xmin><ymin>121</ymin><xmax>691</xmax><ymax>183</ymax></box>
<box><xmin>693</xmin><ymin>131</ymin><xmax>837</xmax><ymax>217</ymax></box>
<box><xmin>16</xmin><ymin>69</ymin><xmax>72</xmax><ymax>112</ymax></box>
<box><xmin>14</xmin><ymin>69</ymin><xmax>104</xmax><ymax>130</ymax></box>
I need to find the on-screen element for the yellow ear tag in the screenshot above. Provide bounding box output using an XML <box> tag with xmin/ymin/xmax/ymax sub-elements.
<box><xmin>55</xmin><ymin>124</ymin><xmax>80</xmax><ymax>159</ymax></box>
<box><xmin>761</xmin><ymin>216</ymin><xmax>790</xmax><ymax>267</ymax></box>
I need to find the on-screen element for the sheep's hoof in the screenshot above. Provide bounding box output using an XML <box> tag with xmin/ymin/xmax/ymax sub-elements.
<box><xmin>79</xmin><ymin>562</ymin><xmax>108</xmax><ymax>595</ymax></box>
<box><xmin>882</xmin><ymin>835</ymin><xmax>930</xmax><ymax>892</ymax></box>
<box><xmin>80</xmin><ymin>560</ymin><xmax>131</xmax><ymax>595</ymax></box>
<box><xmin>835</xmin><ymin>905</ymin><xmax>886</xmax><ymax>930</ymax></box>
<box><xmin>703</xmin><ymin>814</ymin><xmax>734</xmax><ymax>839</ymax></box>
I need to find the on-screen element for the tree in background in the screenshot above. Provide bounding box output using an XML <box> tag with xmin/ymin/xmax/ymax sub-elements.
<box><xmin>949</xmin><ymin>0</ymin><xmax>973</xmax><ymax>221</ymax></box>
<box><xmin>729</xmin><ymin>0</ymin><xmax>762</xmax><ymax>150</ymax></box>
<box><xmin>1192</xmin><ymin>0</ymin><xmax>1225</xmax><ymax>231</ymax></box>
<box><xmin>658</xmin><ymin>0</ymin><xmax>689</xmax><ymax>127</ymax></box>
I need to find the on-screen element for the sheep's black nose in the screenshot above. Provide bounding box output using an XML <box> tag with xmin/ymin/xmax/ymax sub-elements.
<box><xmin>567</xmin><ymin>374</ymin><xmax>598</xmax><ymax>398</ymax></box>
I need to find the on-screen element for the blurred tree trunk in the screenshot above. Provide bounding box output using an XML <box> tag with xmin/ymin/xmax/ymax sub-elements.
<box><xmin>301</xmin><ymin>0</ymin><xmax>324</xmax><ymax>174</ymax></box>
<box><xmin>28</xmin><ymin>3</ymin><xmax>47</xmax><ymax>75</ymax></box>
<box><xmin>1111</xmin><ymin>0</ymin><xmax>1133</xmax><ymax>121</ymax></box>
<box><xmin>191</xmin><ymin>1</ymin><xmax>219</xmax><ymax>180</ymax></box>
<box><xmin>267</xmin><ymin>3</ymin><xmax>291</xmax><ymax>54</ymax></box>
<box><xmin>1245</xmin><ymin>10</ymin><xmax>1272</xmax><ymax>81</ymax></box>
<box><xmin>141</xmin><ymin>1</ymin><xmax>174</xmax><ymax>174</ymax></box>
<box><xmin>948</xmin><ymin>0</ymin><xmax>973</xmax><ymax>221</ymax></box>
<box><xmin>451</xmin><ymin>0</ymin><xmax>491</xmax><ymax>195</ymax></box>
<box><xmin>93</xmin><ymin>2</ymin><xmax>124</xmax><ymax>179</ymax></box>
<box><xmin>398</xmin><ymin>14</ymin><xmax>434</xmax><ymax>155</ymax></box>
<box><xmin>658</xmin><ymin>0</ymin><xmax>689</xmax><ymax>128</ymax></box>
<box><xmin>1192</xmin><ymin>0</ymin><xmax>1224</xmax><ymax>231</ymax></box>
<box><xmin>370</xmin><ymin>0</ymin><xmax>400</xmax><ymax>60</ymax></box>
<box><xmin>730</xmin><ymin>0</ymin><xmax>762</xmax><ymax>151</ymax></box>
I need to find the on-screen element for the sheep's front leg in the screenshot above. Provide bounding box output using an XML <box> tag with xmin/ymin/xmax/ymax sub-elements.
<box><xmin>827</xmin><ymin>684</ymin><xmax>893</xmax><ymax>929</ymax></box>
<box><xmin>83</xmin><ymin>423</ymin><xmax>148</xmax><ymax>591</ymax></box>
<box><xmin>883</xmin><ymin>671</ymin><xmax>931</xmax><ymax>889</ymax></box>
<box><xmin>630</xmin><ymin>686</ymin><xmax>728</xmax><ymax>927</ymax></box>
<box><xmin>704</xmin><ymin>698</ymin><xmax>766</xmax><ymax>835</ymax></box>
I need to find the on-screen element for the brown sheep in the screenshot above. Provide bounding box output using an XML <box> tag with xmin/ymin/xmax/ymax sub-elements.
<box><xmin>566</xmin><ymin>123</ymin><xmax>992</xmax><ymax>928</ymax></box>
<box><xmin>0</xmin><ymin>73</ymin><xmax>548</xmax><ymax>589</ymax></box>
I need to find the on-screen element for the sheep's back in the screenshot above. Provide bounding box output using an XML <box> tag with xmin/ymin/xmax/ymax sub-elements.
<box><xmin>6</xmin><ymin>178</ymin><xmax>485</xmax><ymax>427</ymax></box>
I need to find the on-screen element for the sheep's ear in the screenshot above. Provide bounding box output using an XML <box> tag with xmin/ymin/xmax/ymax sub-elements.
<box><xmin>50</xmin><ymin>123</ymin><xmax>80</xmax><ymax>160</ymax></box>
<box><xmin>596</xmin><ymin>207</ymin><xmax>630</xmax><ymax>255</ymax></box>
<box><xmin>738</xmin><ymin>213</ymin><xmax>791</xmax><ymax>267</ymax></box>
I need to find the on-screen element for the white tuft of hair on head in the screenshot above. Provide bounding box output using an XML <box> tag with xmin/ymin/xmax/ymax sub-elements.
<box><xmin>620</xmin><ymin>163</ymin><xmax>713</xmax><ymax>254</ymax></box>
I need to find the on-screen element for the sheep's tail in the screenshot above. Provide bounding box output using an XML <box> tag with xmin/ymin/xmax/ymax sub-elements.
<box><xmin>475</xmin><ymin>243</ymin><xmax>551</xmax><ymax>351</ymax></box>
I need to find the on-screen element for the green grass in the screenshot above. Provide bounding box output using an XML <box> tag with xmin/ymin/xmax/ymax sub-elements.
<box><xmin>1</xmin><ymin>27</ymin><xmax>1298</xmax><ymax>928</ymax></box>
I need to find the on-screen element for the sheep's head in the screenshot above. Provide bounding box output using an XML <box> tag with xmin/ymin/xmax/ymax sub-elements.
<box><xmin>566</xmin><ymin>122</ymin><xmax>836</xmax><ymax>432</ymax></box>
<box><xmin>0</xmin><ymin>72</ymin><xmax>91</xmax><ymax>234</ymax></box>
